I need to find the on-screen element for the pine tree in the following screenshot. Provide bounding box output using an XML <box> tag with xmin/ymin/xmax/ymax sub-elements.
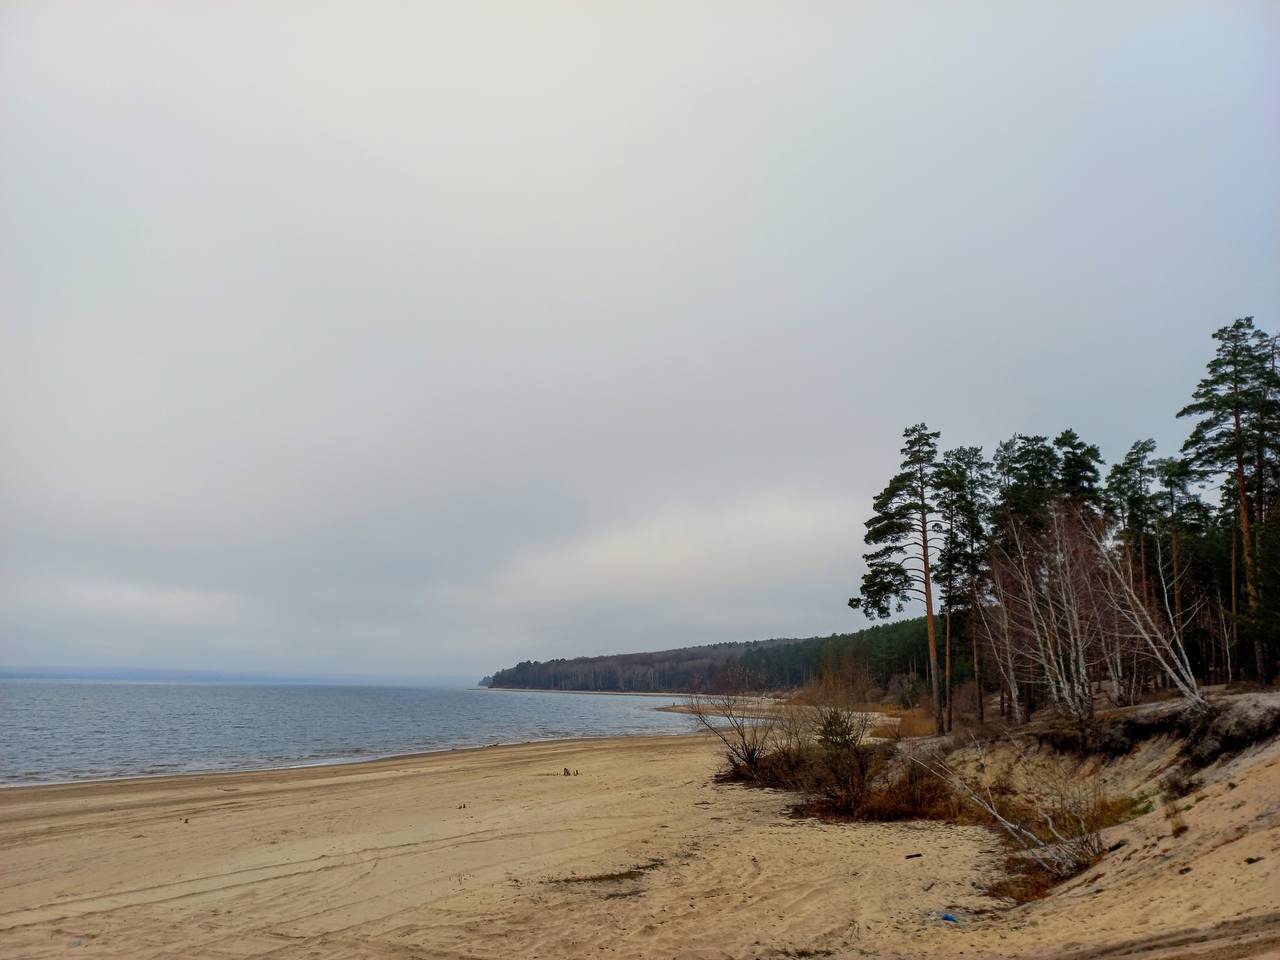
<box><xmin>993</xmin><ymin>434</ymin><xmax>1060</xmax><ymax>533</ymax></box>
<box><xmin>1053</xmin><ymin>428</ymin><xmax>1104</xmax><ymax>507</ymax></box>
<box><xmin>850</xmin><ymin>423</ymin><xmax>945</xmax><ymax>732</ymax></box>
<box><xmin>1179</xmin><ymin>317</ymin><xmax>1280</xmax><ymax>681</ymax></box>
<box><xmin>1106</xmin><ymin>439</ymin><xmax>1159</xmax><ymax>606</ymax></box>
<box><xmin>1153</xmin><ymin>456</ymin><xmax>1196</xmax><ymax>640</ymax></box>
<box><xmin>935</xmin><ymin>445</ymin><xmax>994</xmax><ymax>724</ymax></box>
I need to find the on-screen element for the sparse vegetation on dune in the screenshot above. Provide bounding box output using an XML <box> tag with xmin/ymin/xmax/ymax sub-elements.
<box><xmin>690</xmin><ymin>658</ymin><xmax>1280</xmax><ymax>912</ymax></box>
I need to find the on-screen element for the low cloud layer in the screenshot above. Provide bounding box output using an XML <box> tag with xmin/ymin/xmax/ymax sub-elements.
<box><xmin>2</xmin><ymin>2</ymin><xmax>1277</xmax><ymax>678</ymax></box>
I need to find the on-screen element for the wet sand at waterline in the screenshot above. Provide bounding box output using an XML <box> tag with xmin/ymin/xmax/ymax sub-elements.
<box><xmin>1</xmin><ymin>733</ymin><xmax>1277</xmax><ymax>960</ymax></box>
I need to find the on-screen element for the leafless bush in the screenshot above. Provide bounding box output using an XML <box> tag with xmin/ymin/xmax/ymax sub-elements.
<box><xmin>762</xmin><ymin>700</ymin><xmax>817</xmax><ymax>787</ymax></box>
<box><xmin>684</xmin><ymin>671</ymin><xmax>779</xmax><ymax>780</ymax></box>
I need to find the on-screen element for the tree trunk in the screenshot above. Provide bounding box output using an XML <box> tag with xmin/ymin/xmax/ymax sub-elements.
<box><xmin>1172</xmin><ymin>527</ymin><xmax>1183</xmax><ymax>637</ymax></box>
<box><xmin>1231</xmin><ymin>524</ymin><xmax>1239</xmax><ymax>676</ymax></box>
<box><xmin>973</xmin><ymin>627</ymin><xmax>984</xmax><ymax>724</ymax></box>
<box><xmin>945</xmin><ymin>606</ymin><xmax>953</xmax><ymax>732</ymax></box>
<box><xmin>918</xmin><ymin>504</ymin><xmax>943</xmax><ymax>734</ymax></box>
<box><xmin>1234</xmin><ymin>414</ymin><xmax>1266</xmax><ymax>681</ymax></box>
<box><xmin>1139</xmin><ymin>531</ymin><xmax>1149</xmax><ymax>609</ymax></box>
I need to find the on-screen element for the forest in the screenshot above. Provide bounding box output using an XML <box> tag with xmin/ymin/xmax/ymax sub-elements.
<box><xmin>482</xmin><ymin>637</ymin><xmax>783</xmax><ymax>692</ymax></box>
<box><xmin>482</xmin><ymin>619</ymin><xmax>929</xmax><ymax>693</ymax></box>
<box><xmin>848</xmin><ymin>316</ymin><xmax>1278</xmax><ymax>733</ymax></box>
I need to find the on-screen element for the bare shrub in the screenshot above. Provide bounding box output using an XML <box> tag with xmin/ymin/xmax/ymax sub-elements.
<box><xmin>764</xmin><ymin>701</ymin><xmax>817</xmax><ymax>788</ymax></box>
<box><xmin>684</xmin><ymin>668</ymin><xmax>778</xmax><ymax>780</ymax></box>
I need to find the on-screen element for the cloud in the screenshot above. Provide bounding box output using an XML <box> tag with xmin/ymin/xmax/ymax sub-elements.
<box><xmin>427</xmin><ymin>493</ymin><xmax>873</xmax><ymax>657</ymax></box>
<box><xmin>0</xmin><ymin>1</ymin><xmax>1276</xmax><ymax>677</ymax></box>
<box><xmin>3</xmin><ymin>577</ymin><xmax>245</xmax><ymax>629</ymax></box>
<box><xmin>474</xmin><ymin>494</ymin><xmax>854</xmax><ymax>607</ymax></box>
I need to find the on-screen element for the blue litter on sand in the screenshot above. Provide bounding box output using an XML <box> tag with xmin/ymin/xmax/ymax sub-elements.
<box><xmin>942</xmin><ymin>913</ymin><xmax>958</xmax><ymax>923</ymax></box>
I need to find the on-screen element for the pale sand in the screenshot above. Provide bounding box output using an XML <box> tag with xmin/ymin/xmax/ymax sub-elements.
<box><xmin>1</xmin><ymin>732</ymin><xmax>1277</xmax><ymax>960</ymax></box>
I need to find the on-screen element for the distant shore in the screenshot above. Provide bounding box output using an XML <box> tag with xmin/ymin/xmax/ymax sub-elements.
<box><xmin>482</xmin><ymin>686</ymin><xmax>690</xmax><ymax>698</ymax></box>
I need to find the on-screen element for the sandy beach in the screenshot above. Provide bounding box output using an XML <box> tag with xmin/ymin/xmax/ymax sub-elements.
<box><xmin>2</xmin><ymin>732</ymin><xmax>1277</xmax><ymax>960</ymax></box>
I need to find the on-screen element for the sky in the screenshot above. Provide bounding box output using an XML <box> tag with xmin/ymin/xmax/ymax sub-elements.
<box><xmin>2</xmin><ymin>1</ymin><xmax>1278</xmax><ymax>681</ymax></box>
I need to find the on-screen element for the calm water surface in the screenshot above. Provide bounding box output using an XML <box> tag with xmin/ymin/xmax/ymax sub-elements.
<box><xmin>0</xmin><ymin>681</ymin><xmax>693</xmax><ymax>785</ymax></box>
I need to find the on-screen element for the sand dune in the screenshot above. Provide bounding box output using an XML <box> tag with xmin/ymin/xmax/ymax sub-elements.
<box><xmin>0</xmin><ymin>730</ymin><xmax>1276</xmax><ymax>959</ymax></box>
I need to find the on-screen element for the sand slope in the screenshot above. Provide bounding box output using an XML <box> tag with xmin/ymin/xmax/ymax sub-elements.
<box><xmin>972</xmin><ymin>732</ymin><xmax>1280</xmax><ymax>960</ymax></box>
<box><xmin>1</xmin><ymin>727</ymin><xmax>1276</xmax><ymax>960</ymax></box>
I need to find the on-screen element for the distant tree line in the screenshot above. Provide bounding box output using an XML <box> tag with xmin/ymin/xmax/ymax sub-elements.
<box><xmin>484</xmin><ymin>619</ymin><xmax>930</xmax><ymax>695</ymax></box>
<box><xmin>850</xmin><ymin>317</ymin><xmax>1279</xmax><ymax>731</ymax></box>
<box><xmin>485</xmin><ymin>638</ymin><xmax>783</xmax><ymax>692</ymax></box>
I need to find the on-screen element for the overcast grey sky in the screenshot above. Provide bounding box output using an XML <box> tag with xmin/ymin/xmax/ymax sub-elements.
<box><xmin>2</xmin><ymin>2</ymin><xmax>1278</xmax><ymax>680</ymax></box>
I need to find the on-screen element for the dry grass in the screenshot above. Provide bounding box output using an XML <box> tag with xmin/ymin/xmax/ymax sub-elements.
<box><xmin>895</xmin><ymin>711</ymin><xmax>936</xmax><ymax>738</ymax></box>
<box><xmin>1092</xmin><ymin>794</ymin><xmax>1149</xmax><ymax>829</ymax></box>
<box><xmin>1164</xmin><ymin>801</ymin><xmax>1189</xmax><ymax>838</ymax></box>
<box><xmin>814</xmin><ymin>703</ymin><xmax>935</xmax><ymax>740</ymax></box>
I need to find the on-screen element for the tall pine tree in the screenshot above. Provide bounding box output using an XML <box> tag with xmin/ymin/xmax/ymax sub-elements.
<box><xmin>850</xmin><ymin>423</ymin><xmax>945</xmax><ymax>731</ymax></box>
<box><xmin>1179</xmin><ymin>317</ymin><xmax>1280</xmax><ymax>681</ymax></box>
<box><xmin>1106</xmin><ymin>439</ymin><xmax>1159</xmax><ymax>606</ymax></box>
<box><xmin>935</xmin><ymin>445</ymin><xmax>994</xmax><ymax>724</ymax></box>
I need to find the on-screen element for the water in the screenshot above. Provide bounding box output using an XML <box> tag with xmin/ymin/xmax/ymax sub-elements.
<box><xmin>0</xmin><ymin>681</ymin><xmax>693</xmax><ymax>786</ymax></box>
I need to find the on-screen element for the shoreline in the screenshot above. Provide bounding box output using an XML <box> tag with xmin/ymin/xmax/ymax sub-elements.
<box><xmin>483</xmin><ymin>686</ymin><xmax>690</xmax><ymax>698</ymax></box>
<box><xmin>0</xmin><ymin>724</ymin><xmax>700</xmax><ymax>794</ymax></box>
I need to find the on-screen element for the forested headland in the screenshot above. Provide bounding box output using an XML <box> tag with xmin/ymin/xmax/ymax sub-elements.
<box><xmin>482</xmin><ymin>618</ymin><xmax>928</xmax><ymax>694</ymax></box>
